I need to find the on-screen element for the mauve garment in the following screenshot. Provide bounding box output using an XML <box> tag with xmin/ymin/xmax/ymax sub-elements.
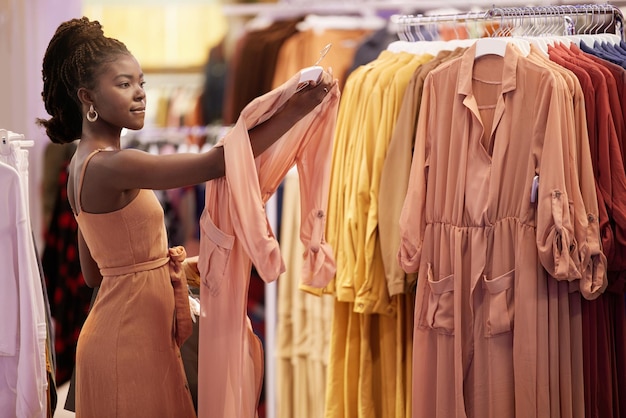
<box><xmin>198</xmin><ymin>72</ymin><xmax>340</xmax><ymax>418</ymax></box>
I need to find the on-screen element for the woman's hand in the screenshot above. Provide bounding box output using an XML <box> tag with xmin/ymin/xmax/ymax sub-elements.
<box><xmin>248</xmin><ymin>69</ymin><xmax>336</xmax><ymax>157</ymax></box>
<box><xmin>279</xmin><ymin>69</ymin><xmax>336</xmax><ymax>120</ymax></box>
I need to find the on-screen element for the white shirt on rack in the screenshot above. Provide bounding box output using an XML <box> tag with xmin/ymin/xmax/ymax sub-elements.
<box><xmin>0</xmin><ymin>138</ymin><xmax>48</xmax><ymax>418</ymax></box>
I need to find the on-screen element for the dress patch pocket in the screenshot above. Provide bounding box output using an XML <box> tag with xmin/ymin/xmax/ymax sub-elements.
<box><xmin>199</xmin><ymin>214</ymin><xmax>235</xmax><ymax>296</ymax></box>
<box><xmin>482</xmin><ymin>269</ymin><xmax>515</xmax><ymax>337</ymax></box>
<box><xmin>420</xmin><ymin>263</ymin><xmax>455</xmax><ymax>335</ymax></box>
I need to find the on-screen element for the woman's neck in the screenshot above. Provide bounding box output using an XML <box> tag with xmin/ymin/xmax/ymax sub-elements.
<box><xmin>79</xmin><ymin>131</ymin><xmax>121</xmax><ymax>150</ymax></box>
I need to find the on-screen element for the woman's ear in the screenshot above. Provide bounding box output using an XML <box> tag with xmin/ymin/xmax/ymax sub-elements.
<box><xmin>77</xmin><ymin>88</ymin><xmax>94</xmax><ymax>108</ymax></box>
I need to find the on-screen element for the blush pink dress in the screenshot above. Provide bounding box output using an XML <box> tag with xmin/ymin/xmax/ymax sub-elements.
<box><xmin>198</xmin><ymin>73</ymin><xmax>340</xmax><ymax>418</ymax></box>
<box><xmin>399</xmin><ymin>44</ymin><xmax>606</xmax><ymax>418</ymax></box>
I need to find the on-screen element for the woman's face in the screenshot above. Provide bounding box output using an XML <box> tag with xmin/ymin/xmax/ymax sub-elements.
<box><xmin>91</xmin><ymin>53</ymin><xmax>146</xmax><ymax>131</ymax></box>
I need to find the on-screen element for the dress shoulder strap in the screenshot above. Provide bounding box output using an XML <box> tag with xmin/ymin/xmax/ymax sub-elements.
<box><xmin>76</xmin><ymin>149</ymin><xmax>106</xmax><ymax>213</ymax></box>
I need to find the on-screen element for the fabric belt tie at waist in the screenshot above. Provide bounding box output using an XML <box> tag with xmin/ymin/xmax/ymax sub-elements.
<box><xmin>100</xmin><ymin>257</ymin><xmax>169</xmax><ymax>276</ymax></box>
<box><xmin>99</xmin><ymin>246</ymin><xmax>193</xmax><ymax>347</ymax></box>
<box><xmin>168</xmin><ymin>246</ymin><xmax>193</xmax><ymax>347</ymax></box>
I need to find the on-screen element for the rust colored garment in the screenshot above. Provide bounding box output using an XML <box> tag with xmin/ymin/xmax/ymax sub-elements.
<box><xmin>550</xmin><ymin>44</ymin><xmax>626</xmax><ymax>268</ymax></box>
<box><xmin>550</xmin><ymin>43</ymin><xmax>626</xmax><ymax>418</ymax></box>
<box><xmin>222</xmin><ymin>19</ymin><xmax>302</xmax><ymax>125</ymax></box>
<box><xmin>399</xmin><ymin>43</ymin><xmax>605</xmax><ymax>418</ymax></box>
<box><xmin>71</xmin><ymin>150</ymin><xmax>196</xmax><ymax>418</ymax></box>
<box><xmin>198</xmin><ymin>73</ymin><xmax>340</xmax><ymax>418</ymax></box>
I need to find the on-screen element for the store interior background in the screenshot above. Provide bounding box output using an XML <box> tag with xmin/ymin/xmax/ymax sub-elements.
<box><xmin>0</xmin><ymin>0</ymin><xmax>239</xmax><ymax>253</ymax></box>
<box><xmin>2</xmin><ymin>0</ymin><xmax>625</xmax><ymax>417</ymax></box>
<box><xmin>7</xmin><ymin>0</ymin><xmax>624</xmax><ymax>278</ymax></box>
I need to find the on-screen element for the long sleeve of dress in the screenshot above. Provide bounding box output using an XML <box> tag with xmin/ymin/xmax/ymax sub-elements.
<box><xmin>398</xmin><ymin>76</ymin><xmax>432</xmax><ymax>274</ymax></box>
<box><xmin>533</xmin><ymin>72</ymin><xmax>580</xmax><ymax>281</ymax></box>
<box><xmin>198</xmin><ymin>72</ymin><xmax>339</xmax><ymax>418</ymax></box>
<box><xmin>534</xmin><ymin>70</ymin><xmax>606</xmax><ymax>299</ymax></box>
<box><xmin>218</xmin><ymin>72</ymin><xmax>339</xmax><ymax>286</ymax></box>
<box><xmin>565</xmin><ymin>66</ymin><xmax>608</xmax><ymax>300</ymax></box>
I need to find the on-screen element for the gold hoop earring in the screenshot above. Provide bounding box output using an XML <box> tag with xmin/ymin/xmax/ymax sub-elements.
<box><xmin>87</xmin><ymin>104</ymin><xmax>98</xmax><ymax>122</ymax></box>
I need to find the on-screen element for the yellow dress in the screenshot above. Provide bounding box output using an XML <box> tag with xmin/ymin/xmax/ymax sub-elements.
<box><xmin>72</xmin><ymin>149</ymin><xmax>196</xmax><ymax>418</ymax></box>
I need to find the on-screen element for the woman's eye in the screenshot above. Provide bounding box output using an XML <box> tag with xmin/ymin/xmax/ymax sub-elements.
<box><xmin>140</xmin><ymin>81</ymin><xmax>146</xmax><ymax>88</ymax></box>
<box><xmin>119</xmin><ymin>82</ymin><xmax>130</xmax><ymax>88</ymax></box>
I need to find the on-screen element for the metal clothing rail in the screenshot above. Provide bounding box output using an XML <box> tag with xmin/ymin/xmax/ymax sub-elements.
<box><xmin>392</xmin><ymin>3</ymin><xmax>625</xmax><ymax>41</ymax></box>
<box><xmin>222</xmin><ymin>0</ymin><xmax>556</xmax><ymax>17</ymax></box>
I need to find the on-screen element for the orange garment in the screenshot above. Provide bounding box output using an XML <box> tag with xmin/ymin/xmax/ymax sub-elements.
<box><xmin>551</xmin><ymin>42</ymin><xmax>626</xmax><ymax>418</ymax></box>
<box><xmin>72</xmin><ymin>150</ymin><xmax>195</xmax><ymax>418</ymax></box>
<box><xmin>272</xmin><ymin>27</ymin><xmax>372</xmax><ymax>91</ymax></box>
<box><xmin>399</xmin><ymin>43</ymin><xmax>605</xmax><ymax>418</ymax></box>
<box><xmin>197</xmin><ymin>73</ymin><xmax>340</xmax><ymax>418</ymax></box>
<box><xmin>527</xmin><ymin>45</ymin><xmax>587</xmax><ymax>418</ymax></box>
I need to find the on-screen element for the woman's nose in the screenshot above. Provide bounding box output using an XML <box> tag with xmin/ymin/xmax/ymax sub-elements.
<box><xmin>135</xmin><ymin>89</ymin><xmax>145</xmax><ymax>102</ymax></box>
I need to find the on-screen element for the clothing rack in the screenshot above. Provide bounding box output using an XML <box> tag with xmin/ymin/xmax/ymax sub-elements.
<box><xmin>0</xmin><ymin>127</ymin><xmax>49</xmax><ymax>418</ymax></box>
<box><xmin>221</xmin><ymin>0</ymin><xmax>584</xmax><ymax>17</ymax></box>
<box><xmin>0</xmin><ymin>129</ymin><xmax>34</xmax><ymax>151</ymax></box>
<box><xmin>381</xmin><ymin>4</ymin><xmax>626</xmax><ymax>418</ymax></box>
<box><xmin>392</xmin><ymin>3</ymin><xmax>625</xmax><ymax>41</ymax></box>
<box><xmin>121</xmin><ymin>125</ymin><xmax>228</xmax><ymax>148</ymax></box>
<box><xmin>1</xmin><ymin>129</ymin><xmax>34</xmax><ymax>213</ymax></box>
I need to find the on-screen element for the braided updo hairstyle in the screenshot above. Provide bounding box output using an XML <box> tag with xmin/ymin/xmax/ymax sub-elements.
<box><xmin>37</xmin><ymin>17</ymin><xmax>131</xmax><ymax>144</ymax></box>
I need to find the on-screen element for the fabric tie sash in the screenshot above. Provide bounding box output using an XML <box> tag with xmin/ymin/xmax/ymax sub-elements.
<box><xmin>99</xmin><ymin>246</ymin><xmax>193</xmax><ymax>347</ymax></box>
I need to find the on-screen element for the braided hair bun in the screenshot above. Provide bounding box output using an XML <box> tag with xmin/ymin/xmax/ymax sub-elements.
<box><xmin>37</xmin><ymin>17</ymin><xmax>131</xmax><ymax>144</ymax></box>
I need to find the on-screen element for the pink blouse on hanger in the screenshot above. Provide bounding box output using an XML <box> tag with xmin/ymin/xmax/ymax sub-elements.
<box><xmin>197</xmin><ymin>72</ymin><xmax>339</xmax><ymax>418</ymax></box>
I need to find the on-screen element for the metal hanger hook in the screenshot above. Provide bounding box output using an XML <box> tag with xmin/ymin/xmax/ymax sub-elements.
<box><xmin>314</xmin><ymin>43</ymin><xmax>332</xmax><ymax>66</ymax></box>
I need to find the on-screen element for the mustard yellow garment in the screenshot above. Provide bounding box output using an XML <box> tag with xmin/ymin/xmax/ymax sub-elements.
<box><xmin>327</xmin><ymin>54</ymin><xmax>395</xmax><ymax>301</ymax></box>
<box><xmin>356</xmin><ymin>52</ymin><xmax>432</xmax><ymax>315</ymax></box>
<box><xmin>378</xmin><ymin>48</ymin><xmax>467</xmax><ymax>297</ymax></box>
<box><xmin>325</xmin><ymin>55</ymin><xmax>398</xmax><ymax>418</ymax></box>
<box><xmin>325</xmin><ymin>50</ymin><xmax>433</xmax><ymax>418</ymax></box>
<box><xmin>325</xmin><ymin>51</ymin><xmax>391</xmax><ymax>418</ymax></box>
<box><xmin>346</xmin><ymin>52</ymin><xmax>415</xmax><ymax>312</ymax></box>
<box><xmin>350</xmin><ymin>53</ymin><xmax>431</xmax><ymax>418</ymax></box>
<box><xmin>329</xmin><ymin>50</ymin><xmax>407</xmax><ymax>303</ymax></box>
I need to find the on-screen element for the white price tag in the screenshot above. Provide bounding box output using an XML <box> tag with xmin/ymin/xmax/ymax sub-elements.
<box><xmin>530</xmin><ymin>175</ymin><xmax>539</xmax><ymax>203</ymax></box>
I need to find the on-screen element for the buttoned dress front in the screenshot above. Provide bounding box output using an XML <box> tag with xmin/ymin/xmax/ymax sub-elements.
<box><xmin>399</xmin><ymin>43</ymin><xmax>606</xmax><ymax>418</ymax></box>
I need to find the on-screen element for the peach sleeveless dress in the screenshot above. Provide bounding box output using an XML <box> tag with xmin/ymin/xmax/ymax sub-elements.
<box><xmin>72</xmin><ymin>149</ymin><xmax>196</xmax><ymax>418</ymax></box>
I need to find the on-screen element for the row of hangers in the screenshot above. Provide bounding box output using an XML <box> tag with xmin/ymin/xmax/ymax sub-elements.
<box><xmin>388</xmin><ymin>3</ymin><xmax>625</xmax><ymax>57</ymax></box>
<box><xmin>221</xmin><ymin>0</ymin><xmax>577</xmax><ymax>18</ymax></box>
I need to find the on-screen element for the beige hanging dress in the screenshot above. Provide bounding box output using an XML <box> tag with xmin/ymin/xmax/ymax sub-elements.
<box><xmin>71</xmin><ymin>149</ymin><xmax>196</xmax><ymax>418</ymax></box>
